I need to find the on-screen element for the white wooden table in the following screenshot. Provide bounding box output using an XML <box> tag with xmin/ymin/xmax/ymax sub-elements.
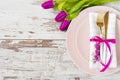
<box><xmin>0</xmin><ymin>0</ymin><xmax>120</xmax><ymax>80</ymax></box>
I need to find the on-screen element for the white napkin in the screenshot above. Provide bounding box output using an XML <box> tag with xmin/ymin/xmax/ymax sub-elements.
<box><xmin>89</xmin><ymin>13</ymin><xmax>101</xmax><ymax>68</ymax></box>
<box><xmin>89</xmin><ymin>13</ymin><xmax>117</xmax><ymax>68</ymax></box>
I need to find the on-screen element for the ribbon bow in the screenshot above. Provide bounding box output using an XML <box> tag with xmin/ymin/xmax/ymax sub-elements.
<box><xmin>90</xmin><ymin>36</ymin><xmax>116</xmax><ymax>72</ymax></box>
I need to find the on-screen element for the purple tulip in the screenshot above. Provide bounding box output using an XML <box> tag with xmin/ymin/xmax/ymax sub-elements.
<box><xmin>59</xmin><ymin>20</ymin><xmax>70</xmax><ymax>31</ymax></box>
<box><xmin>41</xmin><ymin>0</ymin><xmax>54</xmax><ymax>9</ymax></box>
<box><xmin>55</xmin><ymin>11</ymin><xmax>67</xmax><ymax>22</ymax></box>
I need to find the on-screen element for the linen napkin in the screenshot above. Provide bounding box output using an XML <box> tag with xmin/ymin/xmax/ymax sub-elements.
<box><xmin>89</xmin><ymin>12</ymin><xmax>117</xmax><ymax>68</ymax></box>
<box><xmin>89</xmin><ymin>13</ymin><xmax>101</xmax><ymax>68</ymax></box>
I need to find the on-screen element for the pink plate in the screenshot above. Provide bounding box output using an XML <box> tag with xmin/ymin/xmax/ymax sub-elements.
<box><xmin>67</xmin><ymin>6</ymin><xmax>120</xmax><ymax>75</ymax></box>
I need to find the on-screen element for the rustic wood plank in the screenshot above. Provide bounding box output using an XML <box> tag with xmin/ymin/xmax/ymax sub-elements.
<box><xmin>0</xmin><ymin>0</ymin><xmax>65</xmax><ymax>39</ymax></box>
<box><xmin>0</xmin><ymin>40</ymin><xmax>86</xmax><ymax>80</ymax></box>
<box><xmin>0</xmin><ymin>40</ymin><xmax>120</xmax><ymax>80</ymax></box>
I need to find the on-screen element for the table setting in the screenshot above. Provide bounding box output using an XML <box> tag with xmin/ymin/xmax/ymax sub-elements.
<box><xmin>41</xmin><ymin>0</ymin><xmax>120</xmax><ymax>75</ymax></box>
<box><xmin>1</xmin><ymin>0</ymin><xmax>120</xmax><ymax>79</ymax></box>
<box><xmin>67</xmin><ymin>6</ymin><xmax>120</xmax><ymax>75</ymax></box>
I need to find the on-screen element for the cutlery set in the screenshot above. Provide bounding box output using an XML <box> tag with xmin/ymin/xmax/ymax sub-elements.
<box><xmin>96</xmin><ymin>12</ymin><xmax>109</xmax><ymax>65</ymax></box>
<box><xmin>90</xmin><ymin>10</ymin><xmax>117</xmax><ymax>72</ymax></box>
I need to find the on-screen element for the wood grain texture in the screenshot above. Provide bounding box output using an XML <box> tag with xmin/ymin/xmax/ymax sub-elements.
<box><xmin>0</xmin><ymin>0</ymin><xmax>120</xmax><ymax>80</ymax></box>
<box><xmin>0</xmin><ymin>0</ymin><xmax>65</xmax><ymax>39</ymax></box>
<box><xmin>0</xmin><ymin>40</ymin><xmax>120</xmax><ymax>80</ymax></box>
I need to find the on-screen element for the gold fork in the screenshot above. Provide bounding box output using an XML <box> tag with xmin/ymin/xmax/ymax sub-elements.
<box><xmin>96</xmin><ymin>13</ymin><xmax>104</xmax><ymax>65</ymax></box>
<box><xmin>96</xmin><ymin>13</ymin><xmax>104</xmax><ymax>35</ymax></box>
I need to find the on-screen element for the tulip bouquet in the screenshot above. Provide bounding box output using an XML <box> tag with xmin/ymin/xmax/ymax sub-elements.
<box><xmin>41</xmin><ymin>0</ymin><xmax>118</xmax><ymax>31</ymax></box>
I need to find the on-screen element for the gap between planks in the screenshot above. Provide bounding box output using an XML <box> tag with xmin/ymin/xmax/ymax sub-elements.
<box><xmin>0</xmin><ymin>39</ymin><xmax>65</xmax><ymax>40</ymax></box>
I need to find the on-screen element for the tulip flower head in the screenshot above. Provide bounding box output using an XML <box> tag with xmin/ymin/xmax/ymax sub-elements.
<box><xmin>41</xmin><ymin>0</ymin><xmax>54</xmax><ymax>9</ymax></box>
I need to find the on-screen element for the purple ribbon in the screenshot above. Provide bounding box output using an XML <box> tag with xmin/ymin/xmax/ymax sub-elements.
<box><xmin>90</xmin><ymin>36</ymin><xmax>116</xmax><ymax>72</ymax></box>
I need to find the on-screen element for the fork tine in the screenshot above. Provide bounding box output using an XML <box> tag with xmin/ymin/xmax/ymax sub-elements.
<box><xmin>96</xmin><ymin>13</ymin><xmax>104</xmax><ymax>34</ymax></box>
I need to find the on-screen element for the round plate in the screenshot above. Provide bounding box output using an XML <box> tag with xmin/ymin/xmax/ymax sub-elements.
<box><xmin>67</xmin><ymin>6</ymin><xmax>120</xmax><ymax>75</ymax></box>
